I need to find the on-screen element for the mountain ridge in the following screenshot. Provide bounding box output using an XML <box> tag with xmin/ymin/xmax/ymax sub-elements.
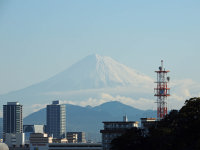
<box><xmin>22</xmin><ymin>101</ymin><xmax>156</xmax><ymax>142</ymax></box>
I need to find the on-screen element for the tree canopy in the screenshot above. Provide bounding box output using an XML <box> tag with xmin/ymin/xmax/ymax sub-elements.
<box><xmin>111</xmin><ymin>97</ymin><xmax>200</xmax><ymax>150</ymax></box>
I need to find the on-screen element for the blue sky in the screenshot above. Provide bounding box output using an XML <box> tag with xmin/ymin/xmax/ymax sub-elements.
<box><xmin>0</xmin><ymin>0</ymin><xmax>200</xmax><ymax>94</ymax></box>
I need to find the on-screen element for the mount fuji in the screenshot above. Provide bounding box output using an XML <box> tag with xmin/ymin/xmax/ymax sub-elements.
<box><xmin>23</xmin><ymin>54</ymin><xmax>153</xmax><ymax>91</ymax></box>
<box><xmin>0</xmin><ymin>54</ymin><xmax>155</xmax><ymax>115</ymax></box>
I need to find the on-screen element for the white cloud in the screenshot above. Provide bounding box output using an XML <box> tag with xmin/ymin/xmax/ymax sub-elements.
<box><xmin>29</xmin><ymin>103</ymin><xmax>47</xmax><ymax>113</ymax></box>
<box><xmin>25</xmin><ymin>78</ymin><xmax>200</xmax><ymax>116</ymax></box>
<box><xmin>59</xmin><ymin>93</ymin><xmax>155</xmax><ymax>110</ymax></box>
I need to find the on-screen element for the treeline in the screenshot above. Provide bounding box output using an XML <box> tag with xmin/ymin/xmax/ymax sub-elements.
<box><xmin>111</xmin><ymin>97</ymin><xmax>200</xmax><ymax>150</ymax></box>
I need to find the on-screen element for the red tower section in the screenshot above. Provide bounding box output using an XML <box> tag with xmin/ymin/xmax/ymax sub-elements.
<box><xmin>154</xmin><ymin>60</ymin><xmax>170</xmax><ymax>120</ymax></box>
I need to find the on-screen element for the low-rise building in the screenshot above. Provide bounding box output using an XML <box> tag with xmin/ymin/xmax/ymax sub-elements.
<box><xmin>140</xmin><ymin>118</ymin><xmax>156</xmax><ymax>135</ymax></box>
<box><xmin>29</xmin><ymin>133</ymin><xmax>52</xmax><ymax>150</ymax></box>
<box><xmin>52</xmin><ymin>138</ymin><xmax>68</xmax><ymax>143</ymax></box>
<box><xmin>100</xmin><ymin>116</ymin><xmax>139</xmax><ymax>150</ymax></box>
<box><xmin>66</xmin><ymin>133</ymin><xmax>78</xmax><ymax>143</ymax></box>
<box><xmin>67</xmin><ymin>132</ymin><xmax>86</xmax><ymax>143</ymax></box>
<box><xmin>23</xmin><ymin>124</ymin><xmax>45</xmax><ymax>144</ymax></box>
<box><xmin>5</xmin><ymin>133</ymin><xmax>25</xmax><ymax>148</ymax></box>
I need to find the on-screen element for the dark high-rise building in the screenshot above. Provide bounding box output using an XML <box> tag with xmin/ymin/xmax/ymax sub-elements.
<box><xmin>3</xmin><ymin>102</ymin><xmax>23</xmax><ymax>134</ymax></box>
<box><xmin>46</xmin><ymin>100</ymin><xmax>66</xmax><ymax>139</ymax></box>
<box><xmin>3</xmin><ymin>102</ymin><xmax>23</xmax><ymax>143</ymax></box>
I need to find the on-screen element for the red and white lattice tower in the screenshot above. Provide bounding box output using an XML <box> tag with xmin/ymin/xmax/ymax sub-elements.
<box><xmin>154</xmin><ymin>60</ymin><xmax>170</xmax><ymax>120</ymax></box>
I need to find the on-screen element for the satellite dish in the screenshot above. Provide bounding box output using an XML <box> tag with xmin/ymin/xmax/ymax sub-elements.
<box><xmin>159</xmin><ymin>66</ymin><xmax>162</xmax><ymax>71</ymax></box>
<box><xmin>167</xmin><ymin>76</ymin><xmax>170</xmax><ymax>82</ymax></box>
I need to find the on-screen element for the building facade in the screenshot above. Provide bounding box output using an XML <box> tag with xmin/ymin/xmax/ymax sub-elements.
<box><xmin>140</xmin><ymin>118</ymin><xmax>156</xmax><ymax>135</ymax></box>
<box><xmin>3</xmin><ymin>102</ymin><xmax>24</xmax><ymax>147</ymax></box>
<box><xmin>47</xmin><ymin>100</ymin><xmax>66</xmax><ymax>139</ymax></box>
<box><xmin>100</xmin><ymin>117</ymin><xmax>139</xmax><ymax>150</ymax></box>
<box><xmin>30</xmin><ymin>133</ymin><xmax>52</xmax><ymax>150</ymax></box>
<box><xmin>29</xmin><ymin>134</ymin><xmax>101</xmax><ymax>150</ymax></box>
<box><xmin>66</xmin><ymin>133</ymin><xmax>78</xmax><ymax>143</ymax></box>
<box><xmin>4</xmin><ymin>133</ymin><xmax>25</xmax><ymax>148</ymax></box>
<box><xmin>3</xmin><ymin>102</ymin><xmax>23</xmax><ymax>134</ymax></box>
<box><xmin>23</xmin><ymin>124</ymin><xmax>45</xmax><ymax>144</ymax></box>
<box><xmin>67</xmin><ymin>132</ymin><xmax>86</xmax><ymax>143</ymax></box>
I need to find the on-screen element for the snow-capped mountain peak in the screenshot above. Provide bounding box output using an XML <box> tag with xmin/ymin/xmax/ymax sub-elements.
<box><xmin>39</xmin><ymin>54</ymin><xmax>153</xmax><ymax>91</ymax></box>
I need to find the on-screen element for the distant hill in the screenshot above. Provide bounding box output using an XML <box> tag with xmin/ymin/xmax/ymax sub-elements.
<box><xmin>22</xmin><ymin>101</ymin><xmax>156</xmax><ymax>142</ymax></box>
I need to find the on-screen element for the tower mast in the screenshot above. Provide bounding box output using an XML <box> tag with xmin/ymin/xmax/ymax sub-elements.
<box><xmin>154</xmin><ymin>60</ymin><xmax>170</xmax><ymax>120</ymax></box>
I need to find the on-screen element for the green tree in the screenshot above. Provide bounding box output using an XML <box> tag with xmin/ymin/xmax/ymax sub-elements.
<box><xmin>110</xmin><ymin>97</ymin><xmax>200</xmax><ymax>150</ymax></box>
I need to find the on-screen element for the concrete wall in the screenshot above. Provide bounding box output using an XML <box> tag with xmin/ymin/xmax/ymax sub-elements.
<box><xmin>5</xmin><ymin>133</ymin><xmax>25</xmax><ymax>148</ymax></box>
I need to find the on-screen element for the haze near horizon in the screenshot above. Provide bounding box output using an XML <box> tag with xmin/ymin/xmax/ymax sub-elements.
<box><xmin>0</xmin><ymin>1</ymin><xmax>200</xmax><ymax>114</ymax></box>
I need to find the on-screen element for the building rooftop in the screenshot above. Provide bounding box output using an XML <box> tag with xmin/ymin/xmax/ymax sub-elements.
<box><xmin>7</xmin><ymin>102</ymin><xmax>20</xmax><ymax>105</ymax></box>
<box><xmin>49</xmin><ymin>143</ymin><xmax>102</xmax><ymax>147</ymax></box>
<box><xmin>52</xmin><ymin>100</ymin><xmax>60</xmax><ymax>105</ymax></box>
<box><xmin>102</xmin><ymin>121</ymin><xmax>138</xmax><ymax>124</ymax></box>
<box><xmin>141</xmin><ymin>118</ymin><xmax>156</xmax><ymax>121</ymax></box>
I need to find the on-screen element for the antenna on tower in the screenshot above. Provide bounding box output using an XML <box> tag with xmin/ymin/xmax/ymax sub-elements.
<box><xmin>154</xmin><ymin>60</ymin><xmax>170</xmax><ymax>120</ymax></box>
<box><xmin>161</xmin><ymin>60</ymin><xmax>163</xmax><ymax>68</ymax></box>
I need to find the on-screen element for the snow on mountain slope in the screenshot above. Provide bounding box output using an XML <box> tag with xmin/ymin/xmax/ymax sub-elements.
<box><xmin>34</xmin><ymin>54</ymin><xmax>154</xmax><ymax>91</ymax></box>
